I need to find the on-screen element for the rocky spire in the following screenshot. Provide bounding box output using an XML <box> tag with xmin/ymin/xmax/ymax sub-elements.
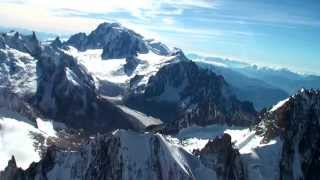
<box><xmin>197</xmin><ymin>134</ymin><xmax>245</xmax><ymax>180</ymax></box>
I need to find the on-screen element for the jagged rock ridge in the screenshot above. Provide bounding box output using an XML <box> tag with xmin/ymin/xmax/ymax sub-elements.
<box><xmin>126</xmin><ymin>61</ymin><xmax>257</xmax><ymax>132</ymax></box>
<box><xmin>259</xmin><ymin>89</ymin><xmax>320</xmax><ymax>180</ymax></box>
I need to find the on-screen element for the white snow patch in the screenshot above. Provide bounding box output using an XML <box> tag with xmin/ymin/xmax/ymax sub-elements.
<box><xmin>241</xmin><ymin>138</ymin><xmax>283</xmax><ymax>180</ymax></box>
<box><xmin>65</xmin><ymin>67</ymin><xmax>81</xmax><ymax>86</ymax></box>
<box><xmin>0</xmin><ymin>114</ymin><xmax>41</xmax><ymax>170</ymax></box>
<box><xmin>117</xmin><ymin>105</ymin><xmax>162</xmax><ymax>128</ymax></box>
<box><xmin>176</xmin><ymin>125</ymin><xmax>253</xmax><ymax>153</ymax></box>
<box><xmin>36</xmin><ymin>118</ymin><xmax>57</xmax><ymax>137</ymax></box>
<box><xmin>64</xmin><ymin>48</ymin><xmax>175</xmax><ymax>86</ymax></box>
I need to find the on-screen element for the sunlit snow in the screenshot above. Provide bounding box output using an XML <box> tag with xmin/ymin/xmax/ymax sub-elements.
<box><xmin>172</xmin><ymin>124</ymin><xmax>283</xmax><ymax>180</ymax></box>
<box><xmin>36</xmin><ymin>118</ymin><xmax>57</xmax><ymax>137</ymax></box>
<box><xmin>64</xmin><ymin>47</ymin><xmax>175</xmax><ymax>86</ymax></box>
<box><xmin>0</xmin><ymin>109</ymin><xmax>57</xmax><ymax>170</ymax></box>
<box><xmin>0</xmin><ymin>114</ymin><xmax>41</xmax><ymax>170</ymax></box>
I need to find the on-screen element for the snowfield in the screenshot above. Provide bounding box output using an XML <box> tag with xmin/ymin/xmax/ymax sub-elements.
<box><xmin>168</xmin><ymin>124</ymin><xmax>283</xmax><ymax>180</ymax></box>
<box><xmin>0</xmin><ymin>109</ymin><xmax>56</xmax><ymax>170</ymax></box>
<box><xmin>64</xmin><ymin>47</ymin><xmax>175</xmax><ymax>86</ymax></box>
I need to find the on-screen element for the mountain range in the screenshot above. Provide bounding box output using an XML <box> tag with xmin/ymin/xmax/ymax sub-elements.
<box><xmin>0</xmin><ymin>22</ymin><xmax>319</xmax><ymax>180</ymax></box>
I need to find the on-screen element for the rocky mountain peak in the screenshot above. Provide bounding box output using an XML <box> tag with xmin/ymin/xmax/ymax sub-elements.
<box><xmin>65</xmin><ymin>22</ymin><xmax>149</xmax><ymax>59</ymax></box>
<box><xmin>197</xmin><ymin>133</ymin><xmax>245</xmax><ymax>180</ymax></box>
<box><xmin>258</xmin><ymin>89</ymin><xmax>320</xmax><ymax>180</ymax></box>
<box><xmin>50</xmin><ymin>36</ymin><xmax>63</xmax><ymax>48</ymax></box>
<box><xmin>93</xmin><ymin>22</ymin><xmax>123</xmax><ymax>34</ymax></box>
<box><xmin>1</xmin><ymin>31</ymin><xmax>42</xmax><ymax>56</ymax></box>
<box><xmin>170</xmin><ymin>47</ymin><xmax>188</xmax><ymax>60</ymax></box>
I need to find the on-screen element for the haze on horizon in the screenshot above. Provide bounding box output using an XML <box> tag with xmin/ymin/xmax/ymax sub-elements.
<box><xmin>0</xmin><ymin>0</ymin><xmax>319</xmax><ymax>74</ymax></box>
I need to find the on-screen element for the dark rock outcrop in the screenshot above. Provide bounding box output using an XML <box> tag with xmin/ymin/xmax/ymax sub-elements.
<box><xmin>277</xmin><ymin>90</ymin><xmax>320</xmax><ymax>180</ymax></box>
<box><xmin>65</xmin><ymin>32</ymin><xmax>88</xmax><ymax>51</ymax></box>
<box><xmin>197</xmin><ymin>133</ymin><xmax>245</xmax><ymax>180</ymax></box>
<box><xmin>50</xmin><ymin>37</ymin><xmax>63</xmax><ymax>49</ymax></box>
<box><xmin>1</xmin><ymin>31</ymin><xmax>42</xmax><ymax>56</ymax></box>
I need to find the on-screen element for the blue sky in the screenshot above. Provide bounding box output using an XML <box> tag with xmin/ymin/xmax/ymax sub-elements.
<box><xmin>0</xmin><ymin>0</ymin><xmax>319</xmax><ymax>74</ymax></box>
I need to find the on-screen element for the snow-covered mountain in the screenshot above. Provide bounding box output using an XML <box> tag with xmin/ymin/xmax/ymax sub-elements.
<box><xmin>65</xmin><ymin>22</ymin><xmax>170</xmax><ymax>59</ymax></box>
<box><xmin>0</xmin><ymin>30</ymin><xmax>144</xmax><ymax>134</ymax></box>
<box><xmin>1</xmin><ymin>22</ymin><xmax>319</xmax><ymax>180</ymax></box>
<box><xmin>1</xmin><ymin>127</ymin><xmax>261</xmax><ymax>180</ymax></box>
<box><xmin>61</xmin><ymin>22</ymin><xmax>257</xmax><ymax>130</ymax></box>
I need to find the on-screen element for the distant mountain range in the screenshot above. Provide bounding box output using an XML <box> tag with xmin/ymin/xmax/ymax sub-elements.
<box><xmin>188</xmin><ymin>53</ymin><xmax>320</xmax><ymax>110</ymax></box>
<box><xmin>0</xmin><ymin>26</ymin><xmax>69</xmax><ymax>41</ymax></box>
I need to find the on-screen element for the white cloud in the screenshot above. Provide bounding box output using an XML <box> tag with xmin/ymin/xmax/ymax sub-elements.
<box><xmin>0</xmin><ymin>0</ymin><xmax>217</xmax><ymax>33</ymax></box>
<box><xmin>1</xmin><ymin>0</ymin><xmax>217</xmax><ymax>19</ymax></box>
<box><xmin>162</xmin><ymin>17</ymin><xmax>175</xmax><ymax>25</ymax></box>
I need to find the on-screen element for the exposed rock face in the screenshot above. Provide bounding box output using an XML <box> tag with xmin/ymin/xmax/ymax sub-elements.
<box><xmin>0</xmin><ymin>147</ymin><xmax>58</xmax><ymax>180</ymax></box>
<box><xmin>127</xmin><ymin>61</ymin><xmax>257</xmax><ymax>132</ymax></box>
<box><xmin>259</xmin><ymin>89</ymin><xmax>320</xmax><ymax>180</ymax></box>
<box><xmin>197</xmin><ymin>133</ymin><xmax>245</xmax><ymax>180</ymax></box>
<box><xmin>1</xmin><ymin>31</ymin><xmax>42</xmax><ymax>56</ymax></box>
<box><xmin>277</xmin><ymin>90</ymin><xmax>320</xmax><ymax>180</ymax></box>
<box><xmin>34</xmin><ymin>46</ymin><xmax>137</xmax><ymax>132</ymax></box>
<box><xmin>0</xmin><ymin>36</ymin><xmax>5</xmax><ymax>49</ymax></box>
<box><xmin>0</xmin><ymin>156</ymin><xmax>22</xmax><ymax>180</ymax></box>
<box><xmin>65</xmin><ymin>23</ymin><xmax>149</xmax><ymax>59</ymax></box>
<box><xmin>50</xmin><ymin>37</ymin><xmax>63</xmax><ymax>48</ymax></box>
<box><xmin>0</xmin><ymin>130</ymin><xmax>206</xmax><ymax>180</ymax></box>
<box><xmin>66</xmin><ymin>32</ymin><xmax>88</xmax><ymax>50</ymax></box>
<box><xmin>123</xmin><ymin>56</ymin><xmax>140</xmax><ymax>76</ymax></box>
<box><xmin>0</xmin><ymin>47</ymin><xmax>37</xmax><ymax>97</ymax></box>
<box><xmin>0</xmin><ymin>38</ymin><xmax>40</xmax><ymax>121</ymax></box>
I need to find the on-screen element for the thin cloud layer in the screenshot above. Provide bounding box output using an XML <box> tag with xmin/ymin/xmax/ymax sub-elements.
<box><xmin>0</xmin><ymin>0</ymin><xmax>319</xmax><ymax>73</ymax></box>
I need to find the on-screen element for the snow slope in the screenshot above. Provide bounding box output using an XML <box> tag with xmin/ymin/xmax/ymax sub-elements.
<box><xmin>10</xmin><ymin>129</ymin><xmax>217</xmax><ymax>180</ymax></box>
<box><xmin>36</xmin><ymin>118</ymin><xmax>57</xmax><ymax>137</ymax></box>
<box><xmin>0</xmin><ymin>109</ymin><xmax>51</xmax><ymax>170</ymax></box>
<box><xmin>117</xmin><ymin>105</ymin><xmax>162</xmax><ymax>128</ymax></box>
<box><xmin>65</xmin><ymin>47</ymin><xmax>175</xmax><ymax>87</ymax></box>
<box><xmin>171</xmin><ymin>124</ymin><xmax>283</xmax><ymax>180</ymax></box>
